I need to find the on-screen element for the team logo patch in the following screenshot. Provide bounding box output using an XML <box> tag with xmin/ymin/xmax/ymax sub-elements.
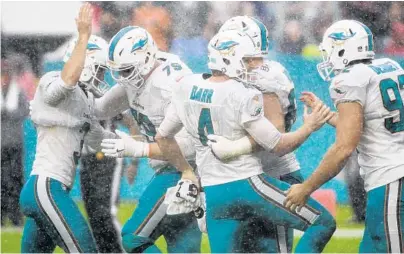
<box><xmin>250</xmin><ymin>95</ymin><xmax>263</xmax><ymax>116</ymax></box>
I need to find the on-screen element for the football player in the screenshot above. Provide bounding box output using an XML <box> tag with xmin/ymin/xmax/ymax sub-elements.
<box><xmin>155</xmin><ymin>29</ymin><xmax>336</xmax><ymax>253</ymax></box>
<box><xmin>19</xmin><ymin>3</ymin><xmax>114</xmax><ymax>253</ymax></box>
<box><xmin>92</xmin><ymin>26</ymin><xmax>202</xmax><ymax>253</ymax></box>
<box><xmin>207</xmin><ymin>16</ymin><xmax>303</xmax><ymax>252</ymax></box>
<box><xmin>285</xmin><ymin>20</ymin><xmax>404</xmax><ymax>253</ymax></box>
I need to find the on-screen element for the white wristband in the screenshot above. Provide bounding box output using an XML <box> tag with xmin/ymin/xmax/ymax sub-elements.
<box><xmin>212</xmin><ymin>136</ymin><xmax>253</xmax><ymax>160</ymax></box>
<box><xmin>230</xmin><ymin>136</ymin><xmax>253</xmax><ymax>157</ymax></box>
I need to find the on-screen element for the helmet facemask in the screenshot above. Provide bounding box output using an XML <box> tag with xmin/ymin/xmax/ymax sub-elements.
<box><xmin>110</xmin><ymin>62</ymin><xmax>146</xmax><ymax>89</ymax></box>
<box><xmin>80</xmin><ymin>64</ymin><xmax>110</xmax><ymax>98</ymax></box>
<box><xmin>317</xmin><ymin>43</ymin><xmax>347</xmax><ymax>82</ymax></box>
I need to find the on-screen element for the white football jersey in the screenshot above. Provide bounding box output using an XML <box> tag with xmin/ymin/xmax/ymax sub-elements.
<box><xmin>254</xmin><ymin>60</ymin><xmax>300</xmax><ymax>178</ymax></box>
<box><xmin>124</xmin><ymin>52</ymin><xmax>194</xmax><ymax>171</ymax></box>
<box><xmin>330</xmin><ymin>58</ymin><xmax>404</xmax><ymax>191</ymax></box>
<box><xmin>167</xmin><ymin>74</ymin><xmax>270</xmax><ymax>187</ymax></box>
<box><xmin>30</xmin><ymin>71</ymin><xmax>93</xmax><ymax>187</ymax></box>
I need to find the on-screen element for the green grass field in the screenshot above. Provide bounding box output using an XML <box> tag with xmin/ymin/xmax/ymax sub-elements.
<box><xmin>1</xmin><ymin>203</ymin><xmax>364</xmax><ymax>253</ymax></box>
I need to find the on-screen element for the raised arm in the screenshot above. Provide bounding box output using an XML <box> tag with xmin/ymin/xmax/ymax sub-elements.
<box><xmin>61</xmin><ymin>3</ymin><xmax>92</xmax><ymax>86</ymax></box>
<box><xmin>43</xmin><ymin>3</ymin><xmax>92</xmax><ymax>106</ymax></box>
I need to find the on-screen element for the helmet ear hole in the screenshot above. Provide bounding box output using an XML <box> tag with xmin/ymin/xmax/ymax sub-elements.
<box><xmin>338</xmin><ymin>49</ymin><xmax>345</xmax><ymax>57</ymax></box>
<box><xmin>223</xmin><ymin>58</ymin><xmax>231</xmax><ymax>65</ymax></box>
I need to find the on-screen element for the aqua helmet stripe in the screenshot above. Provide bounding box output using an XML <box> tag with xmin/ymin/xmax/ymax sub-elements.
<box><xmin>353</xmin><ymin>21</ymin><xmax>373</xmax><ymax>51</ymax></box>
<box><xmin>108</xmin><ymin>26</ymin><xmax>136</xmax><ymax>61</ymax></box>
<box><xmin>250</xmin><ymin>17</ymin><xmax>268</xmax><ymax>52</ymax></box>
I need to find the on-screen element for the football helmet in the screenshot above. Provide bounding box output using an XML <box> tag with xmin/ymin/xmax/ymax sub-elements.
<box><xmin>317</xmin><ymin>20</ymin><xmax>375</xmax><ymax>81</ymax></box>
<box><xmin>208</xmin><ymin>30</ymin><xmax>258</xmax><ymax>83</ymax></box>
<box><xmin>63</xmin><ymin>35</ymin><xmax>109</xmax><ymax>97</ymax></box>
<box><xmin>107</xmin><ymin>26</ymin><xmax>158</xmax><ymax>89</ymax></box>
<box><xmin>219</xmin><ymin>16</ymin><xmax>269</xmax><ymax>56</ymax></box>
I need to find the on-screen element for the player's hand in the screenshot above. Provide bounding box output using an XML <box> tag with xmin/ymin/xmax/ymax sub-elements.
<box><xmin>284</xmin><ymin>183</ymin><xmax>312</xmax><ymax>212</ymax></box>
<box><xmin>300</xmin><ymin>91</ymin><xmax>321</xmax><ymax>108</ymax></box>
<box><xmin>76</xmin><ymin>3</ymin><xmax>93</xmax><ymax>39</ymax></box>
<box><xmin>101</xmin><ymin>130</ymin><xmax>149</xmax><ymax>158</ymax></box>
<box><xmin>303</xmin><ymin>101</ymin><xmax>333</xmax><ymax>132</ymax></box>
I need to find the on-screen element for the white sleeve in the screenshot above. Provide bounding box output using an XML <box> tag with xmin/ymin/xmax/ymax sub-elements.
<box><xmin>244</xmin><ymin>116</ymin><xmax>282</xmax><ymax>151</ymax></box>
<box><xmin>158</xmin><ymin>103</ymin><xmax>183</xmax><ymax>138</ymax></box>
<box><xmin>94</xmin><ymin>85</ymin><xmax>130</xmax><ymax>119</ymax></box>
<box><xmin>40</xmin><ymin>72</ymin><xmax>75</xmax><ymax>106</ymax></box>
<box><xmin>330</xmin><ymin>71</ymin><xmax>368</xmax><ymax>107</ymax></box>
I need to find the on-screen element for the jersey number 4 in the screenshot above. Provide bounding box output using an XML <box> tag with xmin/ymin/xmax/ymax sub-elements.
<box><xmin>198</xmin><ymin>108</ymin><xmax>214</xmax><ymax>146</ymax></box>
<box><xmin>379</xmin><ymin>74</ymin><xmax>404</xmax><ymax>133</ymax></box>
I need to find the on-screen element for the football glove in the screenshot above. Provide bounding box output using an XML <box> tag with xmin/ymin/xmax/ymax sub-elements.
<box><xmin>174</xmin><ymin>179</ymin><xmax>199</xmax><ymax>203</ymax></box>
<box><xmin>165</xmin><ymin>179</ymin><xmax>200</xmax><ymax>215</ymax></box>
<box><xmin>165</xmin><ymin>187</ymin><xmax>198</xmax><ymax>215</ymax></box>
<box><xmin>101</xmin><ymin>130</ymin><xmax>149</xmax><ymax>158</ymax></box>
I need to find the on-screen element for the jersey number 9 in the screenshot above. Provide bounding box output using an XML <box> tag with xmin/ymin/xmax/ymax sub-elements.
<box><xmin>379</xmin><ymin>74</ymin><xmax>404</xmax><ymax>133</ymax></box>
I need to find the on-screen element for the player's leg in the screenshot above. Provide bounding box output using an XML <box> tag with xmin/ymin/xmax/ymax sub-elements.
<box><xmin>20</xmin><ymin>175</ymin><xmax>97</xmax><ymax>253</ymax></box>
<box><xmin>205</xmin><ymin>174</ymin><xmax>335</xmax><ymax>253</ymax></box>
<box><xmin>21</xmin><ymin>217</ymin><xmax>56</xmax><ymax>253</ymax></box>
<box><xmin>80</xmin><ymin>154</ymin><xmax>123</xmax><ymax>253</ymax></box>
<box><xmin>163</xmin><ymin>213</ymin><xmax>202</xmax><ymax>253</ymax></box>
<box><xmin>359</xmin><ymin>177</ymin><xmax>404</xmax><ymax>253</ymax></box>
<box><xmin>278</xmin><ymin>170</ymin><xmax>304</xmax><ymax>252</ymax></box>
<box><xmin>237</xmin><ymin>170</ymin><xmax>304</xmax><ymax>253</ymax></box>
<box><xmin>234</xmin><ymin>216</ymin><xmax>280</xmax><ymax>253</ymax></box>
<box><xmin>249</xmin><ymin>174</ymin><xmax>335</xmax><ymax>253</ymax></box>
<box><xmin>121</xmin><ymin>169</ymin><xmax>181</xmax><ymax>253</ymax></box>
<box><xmin>205</xmin><ymin>215</ymin><xmax>241</xmax><ymax>253</ymax></box>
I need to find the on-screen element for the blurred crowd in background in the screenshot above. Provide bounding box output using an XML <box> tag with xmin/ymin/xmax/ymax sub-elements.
<box><xmin>1</xmin><ymin>1</ymin><xmax>404</xmax><ymax>226</ymax></box>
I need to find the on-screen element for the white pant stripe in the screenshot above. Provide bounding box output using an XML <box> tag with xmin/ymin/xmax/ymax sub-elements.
<box><xmin>36</xmin><ymin>176</ymin><xmax>79</xmax><ymax>253</ymax></box>
<box><xmin>137</xmin><ymin>198</ymin><xmax>167</xmax><ymax>237</ymax></box>
<box><xmin>111</xmin><ymin>158</ymin><xmax>123</xmax><ymax>236</ymax></box>
<box><xmin>276</xmin><ymin>225</ymin><xmax>288</xmax><ymax>253</ymax></box>
<box><xmin>387</xmin><ymin>180</ymin><xmax>401</xmax><ymax>253</ymax></box>
<box><xmin>250</xmin><ymin>175</ymin><xmax>319</xmax><ymax>224</ymax></box>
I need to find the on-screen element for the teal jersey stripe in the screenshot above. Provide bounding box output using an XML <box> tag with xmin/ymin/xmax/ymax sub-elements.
<box><xmin>250</xmin><ymin>17</ymin><xmax>268</xmax><ymax>52</ymax></box>
<box><xmin>108</xmin><ymin>26</ymin><xmax>136</xmax><ymax>61</ymax></box>
<box><xmin>354</xmin><ymin>21</ymin><xmax>373</xmax><ymax>51</ymax></box>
